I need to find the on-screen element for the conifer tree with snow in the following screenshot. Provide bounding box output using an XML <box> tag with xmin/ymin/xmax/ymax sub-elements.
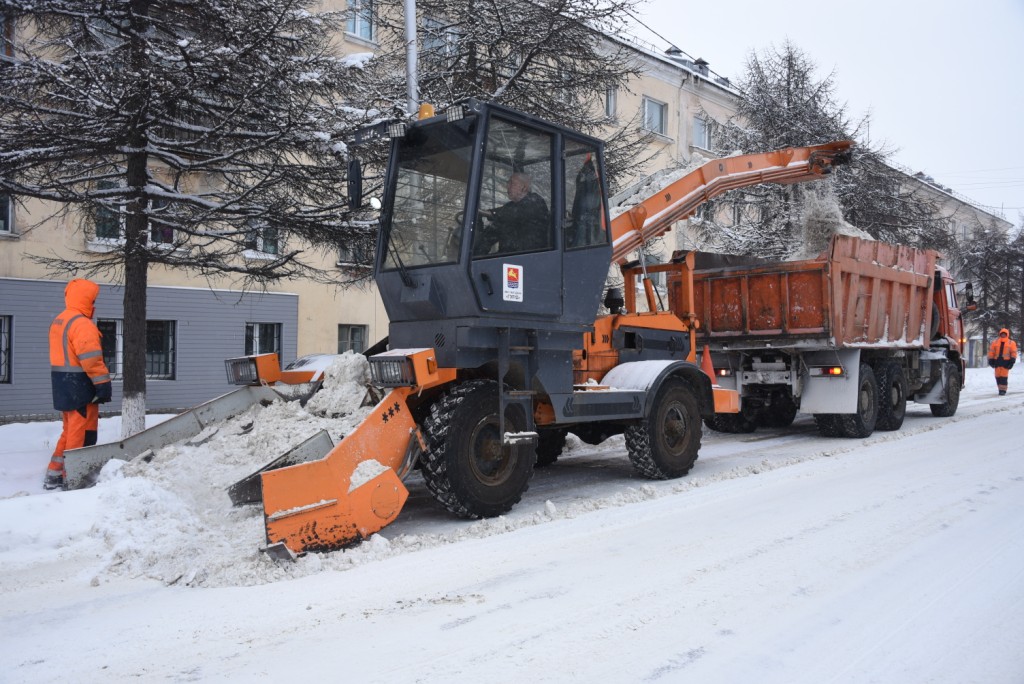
<box><xmin>365</xmin><ymin>0</ymin><xmax>653</xmax><ymax>189</ymax></box>
<box><xmin>0</xmin><ymin>0</ymin><xmax>377</xmax><ymax>436</ymax></box>
<box><xmin>698</xmin><ymin>41</ymin><xmax>949</xmax><ymax>258</ymax></box>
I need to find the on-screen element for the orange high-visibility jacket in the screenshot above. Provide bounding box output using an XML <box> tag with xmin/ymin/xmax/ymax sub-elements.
<box><xmin>49</xmin><ymin>279</ymin><xmax>112</xmax><ymax>411</ymax></box>
<box><xmin>988</xmin><ymin>329</ymin><xmax>1018</xmax><ymax>371</ymax></box>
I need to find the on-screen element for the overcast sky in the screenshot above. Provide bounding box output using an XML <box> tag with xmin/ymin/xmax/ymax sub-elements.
<box><xmin>626</xmin><ymin>0</ymin><xmax>1024</xmax><ymax>226</ymax></box>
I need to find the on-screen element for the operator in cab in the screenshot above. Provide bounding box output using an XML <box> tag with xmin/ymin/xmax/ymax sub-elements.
<box><xmin>474</xmin><ymin>172</ymin><xmax>551</xmax><ymax>256</ymax></box>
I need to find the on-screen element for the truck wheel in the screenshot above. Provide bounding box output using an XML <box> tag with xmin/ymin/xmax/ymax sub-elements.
<box><xmin>625</xmin><ymin>377</ymin><xmax>702</xmax><ymax>479</ymax></box>
<box><xmin>421</xmin><ymin>380</ymin><xmax>536</xmax><ymax>518</ymax></box>
<box><xmin>535</xmin><ymin>428</ymin><xmax>567</xmax><ymax>467</ymax></box>
<box><xmin>703</xmin><ymin>413</ymin><xmax>757</xmax><ymax>433</ymax></box>
<box><xmin>835</xmin><ymin>363</ymin><xmax>878</xmax><ymax>438</ymax></box>
<box><xmin>875</xmin><ymin>360</ymin><xmax>907</xmax><ymax>431</ymax></box>
<box><xmin>813</xmin><ymin>414</ymin><xmax>843</xmax><ymax>437</ymax></box>
<box><xmin>930</xmin><ymin>365</ymin><xmax>961</xmax><ymax>417</ymax></box>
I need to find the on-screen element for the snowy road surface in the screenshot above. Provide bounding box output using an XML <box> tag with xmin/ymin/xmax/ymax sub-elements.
<box><xmin>1</xmin><ymin>366</ymin><xmax>1022</xmax><ymax>682</ymax></box>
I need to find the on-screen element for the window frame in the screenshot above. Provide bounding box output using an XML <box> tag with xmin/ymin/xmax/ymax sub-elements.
<box><xmin>693</xmin><ymin>115</ymin><xmax>712</xmax><ymax>151</ymax></box>
<box><xmin>97</xmin><ymin>318</ymin><xmax>177</xmax><ymax>380</ymax></box>
<box><xmin>245</xmin><ymin>322</ymin><xmax>282</xmax><ymax>356</ymax></box>
<box><xmin>346</xmin><ymin>0</ymin><xmax>375</xmax><ymax>42</ymax></box>
<box><xmin>1</xmin><ymin>12</ymin><xmax>14</xmax><ymax>60</ymax></box>
<box><xmin>338</xmin><ymin>324</ymin><xmax>368</xmax><ymax>354</ymax></box>
<box><xmin>642</xmin><ymin>96</ymin><xmax>668</xmax><ymax>137</ymax></box>
<box><xmin>604</xmin><ymin>88</ymin><xmax>618</xmax><ymax>120</ymax></box>
<box><xmin>244</xmin><ymin>222</ymin><xmax>280</xmax><ymax>257</ymax></box>
<box><xmin>0</xmin><ymin>315</ymin><xmax>11</xmax><ymax>383</ymax></box>
<box><xmin>0</xmin><ymin>193</ymin><xmax>12</xmax><ymax>234</ymax></box>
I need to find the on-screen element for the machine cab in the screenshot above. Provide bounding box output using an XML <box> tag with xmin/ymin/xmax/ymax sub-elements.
<box><xmin>375</xmin><ymin>100</ymin><xmax>613</xmax><ymax>327</ymax></box>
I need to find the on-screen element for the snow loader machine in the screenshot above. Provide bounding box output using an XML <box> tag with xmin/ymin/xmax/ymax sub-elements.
<box><xmin>218</xmin><ymin>100</ymin><xmax>852</xmax><ymax>558</ymax></box>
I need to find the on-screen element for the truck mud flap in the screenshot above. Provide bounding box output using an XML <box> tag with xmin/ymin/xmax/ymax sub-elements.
<box><xmin>227</xmin><ymin>430</ymin><xmax>335</xmax><ymax>506</ymax></box>
<box><xmin>63</xmin><ymin>385</ymin><xmax>282</xmax><ymax>490</ymax></box>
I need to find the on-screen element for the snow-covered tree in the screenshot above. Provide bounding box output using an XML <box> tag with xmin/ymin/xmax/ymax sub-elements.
<box><xmin>697</xmin><ymin>41</ymin><xmax>949</xmax><ymax>258</ymax></box>
<box><xmin>0</xmin><ymin>0</ymin><xmax>378</xmax><ymax>436</ymax></box>
<box><xmin>364</xmin><ymin>0</ymin><xmax>653</xmax><ymax>189</ymax></box>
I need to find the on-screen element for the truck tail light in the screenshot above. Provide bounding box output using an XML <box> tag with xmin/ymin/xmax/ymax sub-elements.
<box><xmin>717</xmin><ymin>368</ymin><xmax>733</xmax><ymax>377</ymax></box>
<box><xmin>811</xmin><ymin>366</ymin><xmax>845</xmax><ymax>377</ymax></box>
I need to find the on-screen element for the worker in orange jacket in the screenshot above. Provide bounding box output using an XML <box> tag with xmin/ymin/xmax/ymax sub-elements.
<box><xmin>45</xmin><ymin>279</ymin><xmax>113</xmax><ymax>489</ymax></box>
<box><xmin>987</xmin><ymin>328</ymin><xmax>1018</xmax><ymax>396</ymax></box>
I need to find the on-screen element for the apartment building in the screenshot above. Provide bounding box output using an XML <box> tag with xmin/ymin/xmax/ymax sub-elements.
<box><xmin>1</xmin><ymin>5</ymin><xmax>1007</xmax><ymax>418</ymax></box>
<box><xmin>0</xmin><ymin>8</ymin><xmax>388</xmax><ymax>418</ymax></box>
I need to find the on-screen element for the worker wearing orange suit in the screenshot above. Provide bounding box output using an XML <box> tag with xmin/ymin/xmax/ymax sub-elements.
<box><xmin>45</xmin><ymin>279</ymin><xmax>112</xmax><ymax>489</ymax></box>
<box><xmin>987</xmin><ymin>328</ymin><xmax>1018</xmax><ymax>396</ymax></box>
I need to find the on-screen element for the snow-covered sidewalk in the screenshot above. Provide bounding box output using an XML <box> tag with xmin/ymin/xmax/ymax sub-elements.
<box><xmin>1</xmin><ymin>366</ymin><xmax>1022</xmax><ymax>682</ymax></box>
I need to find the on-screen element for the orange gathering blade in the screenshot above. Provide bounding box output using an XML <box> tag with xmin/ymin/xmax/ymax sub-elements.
<box><xmin>260</xmin><ymin>387</ymin><xmax>418</xmax><ymax>554</ymax></box>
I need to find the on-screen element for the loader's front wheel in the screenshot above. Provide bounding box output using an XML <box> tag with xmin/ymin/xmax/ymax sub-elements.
<box><xmin>625</xmin><ymin>377</ymin><xmax>701</xmax><ymax>479</ymax></box>
<box><xmin>421</xmin><ymin>380</ymin><xmax>536</xmax><ymax>519</ymax></box>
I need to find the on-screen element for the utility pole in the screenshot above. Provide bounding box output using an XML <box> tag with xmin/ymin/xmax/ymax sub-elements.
<box><xmin>404</xmin><ymin>0</ymin><xmax>418</xmax><ymax>114</ymax></box>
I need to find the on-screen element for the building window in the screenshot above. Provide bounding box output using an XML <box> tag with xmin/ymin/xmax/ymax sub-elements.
<box><xmin>604</xmin><ymin>88</ymin><xmax>617</xmax><ymax>120</ymax></box>
<box><xmin>422</xmin><ymin>15</ymin><xmax>458</xmax><ymax>56</ymax></box>
<box><xmin>245</xmin><ymin>222</ymin><xmax>279</xmax><ymax>255</ymax></box>
<box><xmin>245</xmin><ymin>322</ymin><xmax>281</xmax><ymax>356</ymax></box>
<box><xmin>346</xmin><ymin>0</ymin><xmax>375</xmax><ymax>41</ymax></box>
<box><xmin>338</xmin><ymin>242</ymin><xmax>372</xmax><ymax>267</ymax></box>
<box><xmin>149</xmin><ymin>198</ymin><xmax>173</xmax><ymax>245</ymax></box>
<box><xmin>1</xmin><ymin>13</ymin><xmax>14</xmax><ymax>59</ymax></box>
<box><xmin>0</xmin><ymin>315</ymin><xmax>11</xmax><ymax>383</ymax></box>
<box><xmin>642</xmin><ymin>97</ymin><xmax>668</xmax><ymax>136</ymax></box>
<box><xmin>97</xmin><ymin>319</ymin><xmax>176</xmax><ymax>379</ymax></box>
<box><xmin>338</xmin><ymin>324</ymin><xmax>367</xmax><ymax>354</ymax></box>
<box><xmin>693</xmin><ymin>116</ymin><xmax>712</xmax><ymax>150</ymax></box>
<box><xmin>146</xmin><ymin>321</ymin><xmax>176</xmax><ymax>379</ymax></box>
<box><xmin>94</xmin><ymin>180</ymin><xmax>124</xmax><ymax>240</ymax></box>
<box><xmin>0</xmin><ymin>194</ymin><xmax>11</xmax><ymax>234</ymax></box>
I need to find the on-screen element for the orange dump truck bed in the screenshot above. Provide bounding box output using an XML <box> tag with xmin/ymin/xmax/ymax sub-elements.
<box><xmin>678</xmin><ymin>235</ymin><xmax>938</xmax><ymax>350</ymax></box>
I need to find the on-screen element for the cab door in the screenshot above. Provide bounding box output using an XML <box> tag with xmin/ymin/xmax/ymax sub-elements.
<box><xmin>560</xmin><ymin>138</ymin><xmax>612</xmax><ymax>326</ymax></box>
<box><xmin>470</xmin><ymin>116</ymin><xmax>561</xmax><ymax>317</ymax></box>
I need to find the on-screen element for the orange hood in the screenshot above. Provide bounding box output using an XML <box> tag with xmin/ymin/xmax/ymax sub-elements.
<box><xmin>64</xmin><ymin>279</ymin><xmax>100</xmax><ymax>319</ymax></box>
<box><xmin>999</xmin><ymin>328</ymin><xmax>1010</xmax><ymax>337</ymax></box>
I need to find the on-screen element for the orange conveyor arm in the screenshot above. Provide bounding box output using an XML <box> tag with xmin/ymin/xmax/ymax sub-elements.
<box><xmin>610</xmin><ymin>141</ymin><xmax>853</xmax><ymax>264</ymax></box>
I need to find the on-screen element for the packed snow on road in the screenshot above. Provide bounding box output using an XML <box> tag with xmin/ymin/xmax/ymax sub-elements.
<box><xmin>1</xmin><ymin>356</ymin><xmax>1022</xmax><ymax>683</ymax></box>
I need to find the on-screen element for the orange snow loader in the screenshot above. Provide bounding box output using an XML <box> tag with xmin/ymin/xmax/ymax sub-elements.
<box><xmin>223</xmin><ymin>100</ymin><xmax>853</xmax><ymax>559</ymax></box>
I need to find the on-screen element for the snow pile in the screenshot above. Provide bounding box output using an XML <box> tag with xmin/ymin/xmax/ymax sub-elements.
<box><xmin>71</xmin><ymin>353</ymin><xmax>380</xmax><ymax>587</ymax></box>
<box><xmin>304</xmin><ymin>351</ymin><xmax>372</xmax><ymax>416</ymax></box>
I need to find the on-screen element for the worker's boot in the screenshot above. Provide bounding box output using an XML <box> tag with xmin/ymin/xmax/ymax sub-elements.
<box><xmin>43</xmin><ymin>471</ymin><xmax>64</xmax><ymax>490</ymax></box>
<box><xmin>999</xmin><ymin>389</ymin><xmax>1006</xmax><ymax>396</ymax></box>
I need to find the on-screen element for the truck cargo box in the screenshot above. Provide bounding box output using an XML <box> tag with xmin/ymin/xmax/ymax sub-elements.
<box><xmin>674</xmin><ymin>235</ymin><xmax>938</xmax><ymax>350</ymax></box>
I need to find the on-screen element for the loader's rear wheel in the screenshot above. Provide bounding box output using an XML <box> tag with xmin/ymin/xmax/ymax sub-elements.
<box><xmin>625</xmin><ymin>378</ymin><xmax>701</xmax><ymax>479</ymax></box>
<box><xmin>930</xmin><ymin>364</ymin><xmax>961</xmax><ymax>417</ymax></box>
<box><xmin>421</xmin><ymin>380</ymin><xmax>536</xmax><ymax>519</ymax></box>
<box><xmin>535</xmin><ymin>429</ymin><xmax>567</xmax><ymax>467</ymax></box>
<box><xmin>875</xmin><ymin>360</ymin><xmax>907</xmax><ymax>431</ymax></box>
<box><xmin>835</xmin><ymin>363</ymin><xmax>878</xmax><ymax>438</ymax></box>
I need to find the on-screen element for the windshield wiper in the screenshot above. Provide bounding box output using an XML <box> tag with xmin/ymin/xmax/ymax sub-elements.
<box><xmin>388</xmin><ymin>239</ymin><xmax>415</xmax><ymax>288</ymax></box>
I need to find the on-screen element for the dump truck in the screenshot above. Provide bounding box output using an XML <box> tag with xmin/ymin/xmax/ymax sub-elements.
<box><xmin>64</xmin><ymin>99</ymin><xmax>854</xmax><ymax>557</ymax></box>
<box><xmin>682</xmin><ymin>235</ymin><xmax>970</xmax><ymax>437</ymax></box>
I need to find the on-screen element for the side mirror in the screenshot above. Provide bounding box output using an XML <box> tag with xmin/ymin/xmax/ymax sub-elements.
<box><xmin>963</xmin><ymin>282</ymin><xmax>976</xmax><ymax>311</ymax></box>
<box><xmin>347</xmin><ymin>159</ymin><xmax>363</xmax><ymax>210</ymax></box>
